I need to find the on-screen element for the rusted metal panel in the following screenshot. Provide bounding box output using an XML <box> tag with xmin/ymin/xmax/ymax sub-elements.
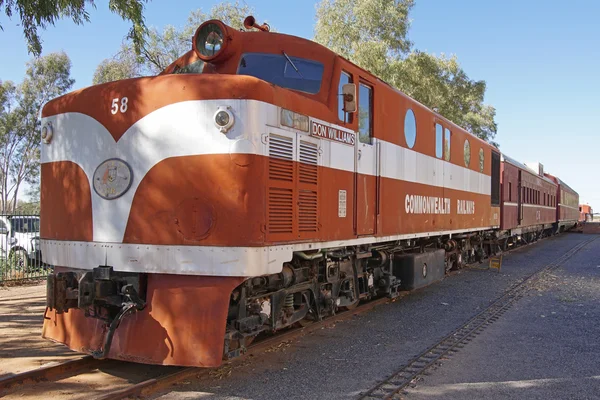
<box><xmin>43</xmin><ymin>270</ymin><xmax>245</xmax><ymax>367</ymax></box>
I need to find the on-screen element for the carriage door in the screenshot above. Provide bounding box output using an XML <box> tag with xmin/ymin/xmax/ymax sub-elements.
<box><xmin>354</xmin><ymin>82</ymin><xmax>377</xmax><ymax>236</ymax></box>
<box><xmin>517</xmin><ymin>170</ymin><xmax>523</xmax><ymax>224</ymax></box>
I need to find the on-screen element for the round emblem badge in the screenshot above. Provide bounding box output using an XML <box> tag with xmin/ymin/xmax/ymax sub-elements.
<box><xmin>93</xmin><ymin>158</ymin><xmax>133</xmax><ymax>200</ymax></box>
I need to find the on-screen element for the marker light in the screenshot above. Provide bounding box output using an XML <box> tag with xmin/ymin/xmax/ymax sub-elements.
<box><xmin>214</xmin><ymin>107</ymin><xmax>234</xmax><ymax>133</ymax></box>
<box><xmin>42</xmin><ymin>122</ymin><xmax>53</xmax><ymax>144</ymax></box>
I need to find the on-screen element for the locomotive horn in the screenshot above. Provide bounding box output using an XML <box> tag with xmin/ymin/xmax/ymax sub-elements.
<box><xmin>243</xmin><ymin>15</ymin><xmax>270</xmax><ymax>32</ymax></box>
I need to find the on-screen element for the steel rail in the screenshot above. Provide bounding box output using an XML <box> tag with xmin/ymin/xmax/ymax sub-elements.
<box><xmin>358</xmin><ymin>235</ymin><xmax>599</xmax><ymax>400</ymax></box>
<box><xmin>0</xmin><ymin>355</ymin><xmax>104</xmax><ymax>392</ymax></box>
<box><xmin>96</xmin><ymin>296</ymin><xmax>392</xmax><ymax>400</ymax></box>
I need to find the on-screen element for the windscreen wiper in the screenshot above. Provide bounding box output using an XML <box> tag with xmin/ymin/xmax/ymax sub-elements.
<box><xmin>282</xmin><ymin>51</ymin><xmax>303</xmax><ymax>78</ymax></box>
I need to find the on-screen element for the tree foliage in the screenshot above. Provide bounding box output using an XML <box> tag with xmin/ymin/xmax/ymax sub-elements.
<box><xmin>94</xmin><ymin>1</ymin><xmax>258</xmax><ymax>83</ymax></box>
<box><xmin>93</xmin><ymin>44</ymin><xmax>140</xmax><ymax>85</ymax></box>
<box><xmin>314</xmin><ymin>0</ymin><xmax>497</xmax><ymax>143</ymax></box>
<box><xmin>0</xmin><ymin>0</ymin><xmax>149</xmax><ymax>57</ymax></box>
<box><xmin>0</xmin><ymin>52</ymin><xmax>74</xmax><ymax>213</ymax></box>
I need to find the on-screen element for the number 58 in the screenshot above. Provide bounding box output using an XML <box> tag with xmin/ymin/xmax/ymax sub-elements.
<box><xmin>111</xmin><ymin>97</ymin><xmax>129</xmax><ymax>115</ymax></box>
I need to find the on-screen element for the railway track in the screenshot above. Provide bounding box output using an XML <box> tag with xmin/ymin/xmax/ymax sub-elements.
<box><xmin>358</xmin><ymin>235</ymin><xmax>598</xmax><ymax>400</ymax></box>
<box><xmin>0</xmin><ymin>293</ymin><xmax>390</xmax><ymax>399</ymax></box>
<box><xmin>0</xmin><ymin>356</ymin><xmax>104</xmax><ymax>391</ymax></box>
<box><xmin>1</xmin><ymin>234</ymin><xmax>592</xmax><ymax>399</ymax></box>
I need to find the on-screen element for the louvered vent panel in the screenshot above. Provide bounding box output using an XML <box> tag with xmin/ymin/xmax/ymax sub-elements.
<box><xmin>268</xmin><ymin>188</ymin><xmax>294</xmax><ymax>234</ymax></box>
<box><xmin>299</xmin><ymin>140</ymin><xmax>318</xmax><ymax>185</ymax></box>
<box><xmin>269</xmin><ymin>134</ymin><xmax>294</xmax><ymax>182</ymax></box>
<box><xmin>298</xmin><ymin>190</ymin><xmax>318</xmax><ymax>232</ymax></box>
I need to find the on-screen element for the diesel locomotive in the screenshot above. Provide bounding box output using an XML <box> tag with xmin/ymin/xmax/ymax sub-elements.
<box><xmin>41</xmin><ymin>17</ymin><xmax>579</xmax><ymax>367</ymax></box>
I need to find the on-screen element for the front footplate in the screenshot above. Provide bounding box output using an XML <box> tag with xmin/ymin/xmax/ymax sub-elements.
<box><xmin>46</xmin><ymin>265</ymin><xmax>146</xmax><ymax>359</ymax></box>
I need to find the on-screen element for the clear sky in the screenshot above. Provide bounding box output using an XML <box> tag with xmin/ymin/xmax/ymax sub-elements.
<box><xmin>1</xmin><ymin>0</ymin><xmax>598</xmax><ymax>208</ymax></box>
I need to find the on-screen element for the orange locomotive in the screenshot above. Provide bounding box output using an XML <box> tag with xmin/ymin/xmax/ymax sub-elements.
<box><xmin>579</xmin><ymin>204</ymin><xmax>593</xmax><ymax>222</ymax></box>
<box><xmin>41</xmin><ymin>17</ymin><xmax>575</xmax><ymax>367</ymax></box>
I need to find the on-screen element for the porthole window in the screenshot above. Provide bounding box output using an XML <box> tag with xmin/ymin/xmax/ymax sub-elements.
<box><xmin>463</xmin><ymin>139</ymin><xmax>471</xmax><ymax>167</ymax></box>
<box><xmin>479</xmin><ymin>148</ymin><xmax>484</xmax><ymax>172</ymax></box>
<box><xmin>404</xmin><ymin>109</ymin><xmax>416</xmax><ymax>149</ymax></box>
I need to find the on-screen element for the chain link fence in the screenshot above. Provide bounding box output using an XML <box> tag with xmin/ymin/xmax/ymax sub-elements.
<box><xmin>0</xmin><ymin>214</ymin><xmax>52</xmax><ymax>283</ymax></box>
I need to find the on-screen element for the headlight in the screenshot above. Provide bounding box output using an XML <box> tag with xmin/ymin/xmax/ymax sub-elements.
<box><xmin>214</xmin><ymin>107</ymin><xmax>234</xmax><ymax>133</ymax></box>
<box><xmin>193</xmin><ymin>21</ymin><xmax>228</xmax><ymax>61</ymax></box>
<box><xmin>42</xmin><ymin>122</ymin><xmax>53</xmax><ymax>144</ymax></box>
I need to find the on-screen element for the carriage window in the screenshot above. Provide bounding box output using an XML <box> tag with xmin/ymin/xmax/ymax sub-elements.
<box><xmin>404</xmin><ymin>109</ymin><xmax>417</xmax><ymax>149</ymax></box>
<box><xmin>237</xmin><ymin>53</ymin><xmax>324</xmax><ymax>94</ymax></box>
<box><xmin>338</xmin><ymin>71</ymin><xmax>352</xmax><ymax>122</ymax></box>
<box><xmin>435</xmin><ymin>124</ymin><xmax>443</xmax><ymax>158</ymax></box>
<box><xmin>464</xmin><ymin>140</ymin><xmax>471</xmax><ymax>167</ymax></box>
<box><xmin>444</xmin><ymin>128</ymin><xmax>451</xmax><ymax>161</ymax></box>
<box><xmin>358</xmin><ymin>83</ymin><xmax>373</xmax><ymax>144</ymax></box>
<box><xmin>509</xmin><ymin>182</ymin><xmax>512</xmax><ymax>202</ymax></box>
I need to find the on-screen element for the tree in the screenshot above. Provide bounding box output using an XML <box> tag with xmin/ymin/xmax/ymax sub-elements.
<box><xmin>93</xmin><ymin>44</ymin><xmax>140</xmax><ymax>85</ymax></box>
<box><xmin>314</xmin><ymin>0</ymin><xmax>413</xmax><ymax>80</ymax></box>
<box><xmin>0</xmin><ymin>52</ymin><xmax>74</xmax><ymax>213</ymax></box>
<box><xmin>314</xmin><ymin>0</ymin><xmax>497</xmax><ymax>143</ymax></box>
<box><xmin>0</xmin><ymin>0</ymin><xmax>149</xmax><ymax>57</ymax></box>
<box><xmin>393</xmin><ymin>52</ymin><xmax>498</xmax><ymax>144</ymax></box>
<box><xmin>15</xmin><ymin>199</ymin><xmax>40</xmax><ymax>214</ymax></box>
<box><xmin>93</xmin><ymin>1</ymin><xmax>259</xmax><ymax>83</ymax></box>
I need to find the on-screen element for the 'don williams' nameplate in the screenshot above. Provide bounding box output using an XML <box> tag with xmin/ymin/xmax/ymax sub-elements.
<box><xmin>93</xmin><ymin>158</ymin><xmax>133</xmax><ymax>200</ymax></box>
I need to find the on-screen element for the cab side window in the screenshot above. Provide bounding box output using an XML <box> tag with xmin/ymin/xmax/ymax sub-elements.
<box><xmin>444</xmin><ymin>128</ymin><xmax>451</xmax><ymax>161</ymax></box>
<box><xmin>358</xmin><ymin>83</ymin><xmax>373</xmax><ymax>144</ymax></box>
<box><xmin>435</xmin><ymin>123</ymin><xmax>443</xmax><ymax>158</ymax></box>
<box><xmin>338</xmin><ymin>71</ymin><xmax>352</xmax><ymax>123</ymax></box>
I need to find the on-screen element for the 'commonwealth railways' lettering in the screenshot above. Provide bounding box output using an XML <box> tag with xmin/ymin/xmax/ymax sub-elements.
<box><xmin>405</xmin><ymin>195</ymin><xmax>451</xmax><ymax>215</ymax></box>
<box><xmin>404</xmin><ymin>195</ymin><xmax>476</xmax><ymax>215</ymax></box>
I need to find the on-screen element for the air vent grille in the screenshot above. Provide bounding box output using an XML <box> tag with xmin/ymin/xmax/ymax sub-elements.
<box><xmin>266</xmin><ymin>133</ymin><xmax>319</xmax><ymax>240</ymax></box>
<box><xmin>268</xmin><ymin>188</ymin><xmax>294</xmax><ymax>234</ymax></box>
<box><xmin>299</xmin><ymin>141</ymin><xmax>319</xmax><ymax>185</ymax></box>
<box><xmin>298</xmin><ymin>190</ymin><xmax>318</xmax><ymax>232</ymax></box>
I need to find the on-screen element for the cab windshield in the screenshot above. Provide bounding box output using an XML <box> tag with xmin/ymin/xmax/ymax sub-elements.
<box><xmin>237</xmin><ymin>52</ymin><xmax>324</xmax><ymax>94</ymax></box>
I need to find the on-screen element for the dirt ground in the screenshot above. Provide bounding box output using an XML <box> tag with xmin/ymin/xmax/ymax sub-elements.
<box><xmin>0</xmin><ymin>282</ymin><xmax>81</xmax><ymax>377</ymax></box>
